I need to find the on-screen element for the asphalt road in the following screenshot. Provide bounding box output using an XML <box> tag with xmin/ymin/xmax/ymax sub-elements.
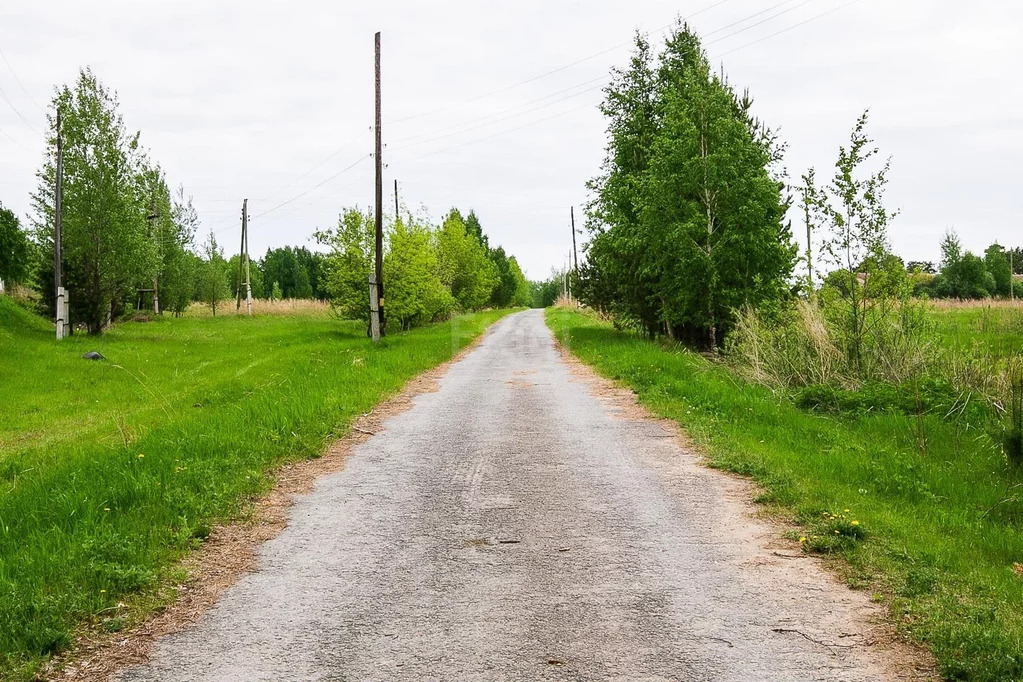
<box><xmin>120</xmin><ymin>309</ymin><xmax>901</xmax><ymax>681</ymax></box>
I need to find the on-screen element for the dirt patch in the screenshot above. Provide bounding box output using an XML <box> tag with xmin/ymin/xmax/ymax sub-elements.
<box><xmin>42</xmin><ymin>330</ymin><xmax>495</xmax><ymax>682</ymax></box>
<box><xmin>551</xmin><ymin>340</ymin><xmax>938</xmax><ymax>681</ymax></box>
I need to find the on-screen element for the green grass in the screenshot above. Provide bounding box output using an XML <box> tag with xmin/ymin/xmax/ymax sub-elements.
<box><xmin>927</xmin><ymin>301</ymin><xmax>1023</xmax><ymax>358</ymax></box>
<box><xmin>547</xmin><ymin>307</ymin><xmax>1023</xmax><ymax>681</ymax></box>
<box><xmin>0</xmin><ymin>296</ymin><xmax>512</xmax><ymax>680</ymax></box>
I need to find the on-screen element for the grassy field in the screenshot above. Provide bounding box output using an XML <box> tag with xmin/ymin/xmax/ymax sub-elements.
<box><xmin>927</xmin><ymin>299</ymin><xmax>1023</xmax><ymax>358</ymax></box>
<box><xmin>0</xmin><ymin>296</ymin><xmax>511</xmax><ymax>680</ymax></box>
<box><xmin>547</xmin><ymin>307</ymin><xmax>1023</xmax><ymax>681</ymax></box>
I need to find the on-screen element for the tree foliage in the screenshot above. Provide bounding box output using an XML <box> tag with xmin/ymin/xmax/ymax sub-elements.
<box><xmin>31</xmin><ymin>68</ymin><xmax>158</xmax><ymax>333</ymax></box>
<box><xmin>436</xmin><ymin>209</ymin><xmax>498</xmax><ymax>312</ymax></box>
<box><xmin>579</xmin><ymin>25</ymin><xmax>794</xmax><ymax>347</ymax></box>
<box><xmin>384</xmin><ymin>217</ymin><xmax>453</xmax><ymax>330</ymax></box>
<box><xmin>197</xmin><ymin>232</ymin><xmax>229</xmax><ymax>315</ymax></box>
<box><xmin>806</xmin><ymin>111</ymin><xmax>900</xmax><ymax>371</ymax></box>
<box><xmin>0</xmin><ymin>203</ymin><xmax>30</xmax><ymax>289</ymax></box>
<box><xmin>316</xmin><ymin>207</ymin><xmax>374</xmax><ymax>322</ymax></box>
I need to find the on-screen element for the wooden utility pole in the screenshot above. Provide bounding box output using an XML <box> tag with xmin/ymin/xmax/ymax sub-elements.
<box><xmin>148</xmin><ymin>198</ymin><xmax>160</xmax><ymax>315</ymax></box>
<box><xmin>570</xmin><ymin>206</ymin><xmax>579</xmax><ymax>273</ymax></box>
<box><xmin>54</xmin><ymin>110</ymin><xmax>67</xmax><ymax>340</ymax></box>
<box><xmin>394</xmin><ymin>179</ymin><xmax>399</xmax><ymax>222</ymax></box>
<box><xmin>236</xmin><ymin>200</ymin><xmax>246</xmax><ymax>311</ymax></box>
<box><xmin>369</xmin><ymin>31</ymin><xmax>384</xmax><ymax>342</ymax></box>
<box><xmin>243</xmin><ymin>199</ymin><xmax>252</xmax><ymax>315</ymax></box>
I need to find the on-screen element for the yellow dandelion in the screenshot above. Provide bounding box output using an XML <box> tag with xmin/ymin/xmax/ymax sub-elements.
<box><xmin>843</xmin><ymin>509</ymin><xmax>850</xmax><ymax>513</ymax></box>
<box><xmin>137</xmin><ymin>453</ymin><xmax>145</xmax><ymax>459</ymax></box>
<box><xmin>799</xmin><ymin>536</ymin><xmax>807</xmax><ymax>543</ymax></box>
<box><xmin>851</xmin><ymin>520</ymin><xmax>859</xmax><ymax>526</ymax></box>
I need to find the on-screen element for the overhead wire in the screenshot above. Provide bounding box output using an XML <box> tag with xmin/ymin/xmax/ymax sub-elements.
<box><xmin>386</xmin><ymin>0</ymin><xmax>831</xmax><ymax>155</ymax></box>
<box><xmin>385</xmin><ymin>0</ymin><xmax>733</xmax><ymax>126</ymax></box>
<box><xmin>0</xmin><ymin>43</ymin><xmax>44</xmax><ymax>114</ymax></box>
<box><xmin>712</xmin><ymin>0</ymin><xmax>862</xmax><ymax>58</ymax></box>
<box><xmin>388</xmin><ymin>0</ymin><xmax>863</xmax><ymax>166</ymax></box>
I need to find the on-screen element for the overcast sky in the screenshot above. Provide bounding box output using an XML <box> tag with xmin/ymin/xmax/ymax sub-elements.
<box><xmin>1</xmin><ymin>1</ymin><xmax>1020</xmax><ymax>279</ymax></box>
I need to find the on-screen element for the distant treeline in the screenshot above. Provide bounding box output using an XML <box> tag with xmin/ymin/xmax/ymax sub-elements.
<box><xmin>0</xmin><ymin>67</ymin><xmax>540</xmax><ymax>333</ymax></box>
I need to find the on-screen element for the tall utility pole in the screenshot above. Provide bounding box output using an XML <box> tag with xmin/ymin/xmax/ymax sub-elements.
<box><xmin>236</xmin><ymin>199</ymin><xmax>246</xmax><ymax>311</ymax></box>
<box><xmin>243</xmin><ymin>199</ymin><xmax>252</xmax><ymax>315</ymax></box>
<box><xmin>148</xmin><ymin>198</ymin><xmax>160</xmax><ymax>315</ymax></box>
<box><xmin>570</xmin><ymin>206</ymin><xmax>579</xmax><ymax>273</ymax></box>
<box><xmin>236</xmin><ymin>199</ymin><xmax>252</xmax><ymax>315</ymax></box>
<box><xmin>394</xmin><ymin>179</ymin><xmax>399</xmax><ymax>222</ymax></box>
<box><xmin>54</xmin><ymin>110</ymin><xmax>67</xmax><ymax>340</ymax></box>
<box><xmin>369</xmin><ymin>31</ymin><xmax>384</xmax><ymax>342</ymax></box>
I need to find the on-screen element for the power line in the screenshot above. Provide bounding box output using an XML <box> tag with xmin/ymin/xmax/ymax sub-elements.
<box><xmin>255</xmin><ymin>128</ymin><xmax>369</xmax><ymax>203</ymax></box>
<box><xmin>391</xmin><ymin>77</ymin><xmax>607</xmax><ymax>151</ymax></box>
<box><xmin>385</xmin><ymin>0</ymin><xmax>733</xmax><ymax>126</ymax></box>
<box><xmin>0</xmin><ymin>43</ymin><xmax>44</xmax><ymax>113</ymax></box>
<box><xmin>705</xmin><ymin>0</ymin><xmax>817</xmax><ymax>46</ymax></box>
<box><xmin>0</xmin><ymin>121</ymin><xmax>31</xmax><ymax>151</ymax></box>
<box><xmin>394</xmin><ymin>96</ymin><xmax>601</xmax><ymax>165</ymax></box>
<box><xmin>0</xmin><ymin>80</ymin><xmax>40</xmax><ymax>135</ymax></box>
<box><xmin>251</xmin><ymin>153</ymin><xmax>371</xmax><ymax>221</ymax></box>
<box><xmin>711</xmin><ymin>0</ymin><xmax>862</xmax><ymax>58</ymax></box>
<box><xmin>390</xmin><ymin>75</ymin><xmax>606</xmax><ymax>146</ymax></box>
<box><xmin>386</xmin><ymin>0</ymin><xmax>832</xmax><ymax>152</ymax></box>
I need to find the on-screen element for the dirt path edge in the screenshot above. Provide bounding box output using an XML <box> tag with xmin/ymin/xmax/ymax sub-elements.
<box><xmin>42</xmin><ymin>322</ymin><xmax>502</xmax><ymax>682</ymax></box>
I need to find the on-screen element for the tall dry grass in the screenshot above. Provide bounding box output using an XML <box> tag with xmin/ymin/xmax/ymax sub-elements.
<box><xmin>181</xmin><ymin>299</ymin><xmax>331</xmax><ymax>318</ymax></box>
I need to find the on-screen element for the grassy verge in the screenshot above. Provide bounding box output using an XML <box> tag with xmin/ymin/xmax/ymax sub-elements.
<box><xmin>926</xmin><ymin>299</ymin><xmax>1023</xmax><ymax>358</ymax></box>
<box><xmin>0</xmin><ymin>297</ymin><xmax>513</xmax><ymax>679</ymax></box>
<box><xmin>547</xmin><ymin>307</ymin><xmax>1023</xmax><ymax>681</ymax></box>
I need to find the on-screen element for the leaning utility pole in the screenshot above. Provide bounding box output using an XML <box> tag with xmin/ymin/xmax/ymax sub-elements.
<box><xmin>54</xmin><ymin>110</ymin><xmax>68</xmax><ymax>340</ymax></box>
<box><xmin>369</xmin><ymin>31</ymin><xmax>384</xmax><ymax>342</ymax></box>
<box><xmin>570</xmin><ymin>206</ymin><xmax>579</xmax><ymax>273</ymax></box>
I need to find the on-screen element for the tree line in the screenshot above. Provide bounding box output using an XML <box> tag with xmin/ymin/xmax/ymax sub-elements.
<box><xmin>0</xmin><ymin>67</ymin><xmax>535</xmax><ymax>333</ymax></box>
<box><xmin>317</xmin><ymin>206</ymin><xmax>530</xmax><ymax>331</ymax></box>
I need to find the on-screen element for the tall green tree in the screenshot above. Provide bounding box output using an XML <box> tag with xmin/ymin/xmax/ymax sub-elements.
<box><xmin>384</xmin><ymin>217</ymin><xmax>453</xmax><ymax>329</ymax></box>
<box><xmin>436</xmin><ymin>209</ymin><xmax>497</xmax><ymax>311</ymax></box>
<box><xmin>984</xmin><ymin>243</ymin><xmax>1012</xmax><ymax>297</ymax></box>
<box><xmin>641</xmin><ymin>31</ymin><xmax>792</xmax><ymax>346</ymax></box>
<box><xmin>579</xmin><ymin>31</ymin><xmax>660</xmax><ymax>333</ymax></box>
<box><xmin>262</xmin><ymin>246</ymin><xmax>313</xmax><ymax>299</ymax></box>
<box><xmin>316</xmin><ymin>207</ymin><xmax>374</xmax><ymax>321</ymax></box>
<box><xmin>464</xmin><ymin>210</ymin><xmax>488</xmax><ymax>250</ymax></box>
<box><xmin>809</xmin><ymin>111</ymin><xmax>899</xmax><ymax>370</ymax></box>
<box><xmin>31</xmin><ymin>68</ymin><xmax>156</xmax><ymax>333</ymax></box>
<box><xmin>197</xmin><ymin>231</ymin><xmax>229</xmax><ymax>315</ymax></box>
<box><xmin>580</xmin><ymin>24</ymin><xmax>792</xmax><ymax>346</ymax></box>
<box><xmin>0</xmin><ymin>203</ymin><xmax>30</xmax><ymax>291</ymax></box>
<box><xmin>934</xmin><ymin>230</ymin><xmax>993</xmax><ymax>299</ymax></box>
